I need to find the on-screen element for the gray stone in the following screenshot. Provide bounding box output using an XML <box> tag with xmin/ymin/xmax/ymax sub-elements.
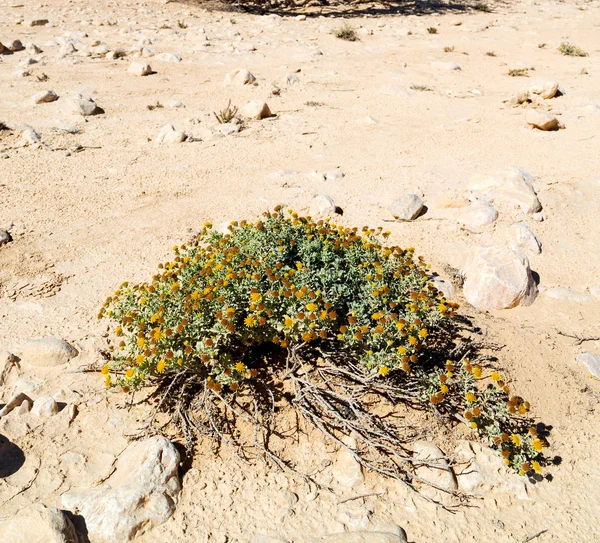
<box><xmin>286</xmin><ymin>73</ymin><xmax>300</xmax><ymax>86</ymax></box>
<box><xmin>545</xmin><ymin>288</ymin><xmax>592</xmax><ymax>304</ymax></box>
<box><xmin>33</xmin><ymin>89</ymin><xmax>59</xmax><ymax>104</ymax></box>
<box><xmin>390</xmin><ymin>194</ymin><xmax>424</xmax><ymax>221</ymax></box>
<box><xmin>62</xmin><ymin>436</ymin><xmax>181</xmax><ymax>543</ymax></box>
<box><xmin>71</xmin><ymin>97</ymin><xmax>103</xmax><ymax>116</ymax></box>
<box><xmin>240</xmin><ymin>100</ymin><xmax>272</xmax><ymax>120</ymax></box>
<box><xmin>32</xmin><ymin>396</ymin><xmax>59</xmax><ymax>417</ymax></box>
<box><xmin>217</xmin><ymin>123</ymin><xmax>240</xmax><ymax>136</ymax></box>
<box><xmin>128</xmin><ymin>61</ymin><xmax>153</xmax><ymax>76</ymax></box>
<box><xmin>325</xmin><ymin>169</ymin><xmax>344</xmax><ymax>181</ymax></box>
<box><xmin>0</xmin><ymin>229</ymin><xmax>12</xmax><ymax>245</ymax></box>
<box><xmin>26</xmin><ymin>42</ymin><xmax>42</xmax><ymax>55</ymax></box>
<box><xmin>0</xmin><ymin>504</ymin><xmax>78</xmax><ymax>543</ymax></box>
<box><xmin>20</xmin><ymin>127</ymin><xmax>41</xmax><ymax>145</ymax></box>
<box><xmin>576</xmin><ymin>353</ymin><xmax>600</xmax><ymax>379</ymax></box>
<box><xmin>21</xmin><ymin>338</ymin><xmax>78</xmax><ymax>367</ymax></box>
<box><xmin>526</xmin><ymin>109</ymin><xmax>560</xmax><ymax>131</ymax></box>
<box><xmin>6</xmin><ymin>39</ymin><xmax>24</xmax><ymax>52</ymax></box>
<box><xmin>432</xmin><ymin>276</ymin><xmax>455</xmax><ymax>300</ymax></box>
<box><xmin>463</xmin><ymin>245</ymin><xmax>537</xmax><ymax>310</ymax></box>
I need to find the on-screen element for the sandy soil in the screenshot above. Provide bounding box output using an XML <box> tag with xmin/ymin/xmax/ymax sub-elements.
<box><xmin>1</xmin><ymin>0</ymin><xmax>600</xmax><ymax>541</ymax></box>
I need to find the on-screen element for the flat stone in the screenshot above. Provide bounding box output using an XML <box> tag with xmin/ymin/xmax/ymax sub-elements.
<box><xmin>413</xmin><ymin>441</ymin><xmax>457</xmax><ymax>497</ymax></box>
<box><xmin>240</xmin><ymin>100</ymin><xmax>272</xmax><ymax>120</ymax></box>
<box><xmin>576</xmin><ymin>353</ymin><xmax>600</xmax><ymax>379</ymax></box>
<box><xmin>390</xmin><ymin>194</ymin><xmax>424</xmax><ymax>221</ymax></box>
<box><xmin>526</xmin><ymin>109</ymin><xmax>560</xmax><ymax>131</ymax></box>
<box><xmin>21</xmin><ymin>338</ymin><xmax>78</xmax><ymax>367</ymax></box>
<box><xmin>0</xmin><ymin>504</ymin><xmax>78</xmax><ymax>543</ymax></box>
<box><xmin>154</xmin><ymin>52</ymin><xmax>181</xmax><ymax>63</ymax></box>
<box><xmin>62</xmin><ymin>436</ymin><xmax>181</xmax><ymax>543</ymax></box>
<box><xmin>70</xmin><ymin>97</ymin><xmax>103</xmax><ymax>116</ymax></box>
<box><xmin>332</xmin><ymin>445</ymin><xmax>364</xmax><ymax>489</ymax></box>
<box><xmin>462</xmin><ymin>245</ymin><xmax>537</xmax><ymax>310</ymax></box>
<box><xmin>545</xmin><ymin>288</ymin><xmax>592</xmax><ymax>303</ymax></box>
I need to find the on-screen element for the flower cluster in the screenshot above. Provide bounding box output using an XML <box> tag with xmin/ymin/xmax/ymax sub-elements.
<box><xmin>100</xmin><ymin>207</ymin><xmax>454</xmax><ymax>392</ymax></box>
<box><xmin>417</xmin><ymin>358</ymin><xmax>547</xmax><ymax>475</ymax></box>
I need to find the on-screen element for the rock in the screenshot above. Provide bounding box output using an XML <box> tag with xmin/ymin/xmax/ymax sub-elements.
<box><xmin>31</xmin><ymin>396</ymin><xmax>59</xmax><ymax>417</ymax></box>
<box><xmin>20</xmin><ymin>127</ymin><xmax>41</xmax><ymax>145</ymax></box>
<box><xmin>6</xmin><ymin>39</ymin><xmax>24</xmax><ymax>52</ymax></box>
<box><xmin>526</xmin><ymin>77</ymin><xmax>559</xmax><ymax>99</ymax></box>
<box><xmin>33</xmin><ymin>89</ymin><xmax>59</xmax><ymax>104</ymax></box>
<box><xmin>432</xmin><ymin>276</ymin><xmax>455</xmax><ymax>300</ymax></box>
<box><xmin>167</xmin><ymin>100</ymin><xmax>184</xmax><ymax>109</ymax></box>
<box><xmin>252</xmin><ymin>535</ymin><xmax>289</xmax><ymax>543</ymax></box>
<box><xmin>463</xmin><ymin>246</ymin><xmax>537</xmax><ymax>310</ymax></box>
<box><xmin>0</xmin><ymin>350</ymin><xmax>19</xmax><ymax>386</ymax></box>
<box><xmin>26</xmin><ymin>42</ymin><xmax>42</xmax><ymax>55</ymax></box>
<box><xmin>29</xmin><ymin>19</ymin><xmax>49</xmax><ymax>27</ymax></box>
<box><xmin>325</xmin><ymin>169</ymin><xmax>344</xmax><ymax>181</ymax></box>
<box><xmin>544</xmin><ymin>288</ymin><xmax>592</xmax><ymax>304</ymax></box>
<box><xmin>526</xmin><ymin>109</ymin><xmax>560</xmax><ymax>131</ymax></box>
<box><xmin>431</xmin><ymin>61</ymin><xmax>461</xmax><ymax>71</ymax></box>
<box><xmin>372</xmin><ymin>525</ymin><xmax>407</xmax><ymax>542</ymax></box>
<box><xmin>390</xmin><ymin>194</ymin><xmax>424</xmax><ymax>221</ymax></box>
<box><xmin>155</xmin><ymin>124</ymin><xmax>187</xmax><ymax>143</ymax></box>
<box><xmin>332</xmin><ymin>445</ymin><xmax>364</xmax><ymax>488</ymax></box>
<box><xmin>310</xmin><ymin>194</ymin><xmax>337</xmax><ymax>217</ymax></box>
<box><xmin>454</xmin><ymin>441</ymin><xmax>530</xmax><ymax>499</ymax></box>
<box><xmin>128</xmin><ymin>61</ymin><xmax>153</xmax><ymax>76</ymax></box>
<box><xmin>412</xmin><ymin>441</ymin><xmax>457</xmax><ymax>496</ymax></box>
<box><xmin>590</xmin><ymin>284</ymin><xmax>600</xmax><ymax>301</ymax></box>
<box><xmin>240</xmin><ymin>100</ymin><xmax>272</xmax><ymax>120</ymax></box>
<box><xmin>286</xmin><ymin>73</ymin><xmax>300</xmax><ymax>86</ymax></box>
<box><xmin>59</xmin><ymin>42</ymin><xmax>77</xmax><ymax>55</ymax></box>
<box><xmin>467</xmin><ymin>166</ymin><xmax>542</xmax><ymax>214</ymax></box>
<box><xmin>154</xmin><ymin>52</ymin><xmax>181</xmax><ymax>63</ymax></box>
<box><xmin>0</xmin><ymin>229</ymin><xmax>12</xmax><ymax>245</ymax></box>
<box><xmin>224</xmin><ymin>68</ymin><xmax>256</xmax><ymax>86</ymax></box>
<box><xmin>21</xmin><ymin>338</ymin><xmax>78</xmax><ymax>367</ymax></box>
<box><xmin>309</xmin><ymin>531</ymin><xmax>407</xmax><ymax>543</ymax></box>
<box><xmin>16</xmin><ymin>399</ymin><xmax>32</xmax><ymax>415</ymax></box>
<box><xmin>576</xmin><ymin>353</ymin><xmax>600</xmax><ymax>379</ymax></box>
<box><xmin>508</xmin><ymin>222</ymin><xmax>541</xmax><ymax>256</ymax></box>
<box><xmin>61</xmin><ymin>436</ymin><xmax>181</xmax><ymax>543</ymax></box>
<box><xmin>0</xmin><ymin>392</ymin><xmax>32</xmax><ymax>417</ymax></box>
<box><xmin>433</xmin><ymin>190</ymin><xmax>470</xmax><ymax>209</ymax></box>
<box><xmin>455</xmin><ymin>201</ymin><xmax>498</xmax><ymax>227</ymax></box>
<box><xmin>70</xmin><ymin>97</ymin><xmax>103</xmax><ymax>116</ymax></box>
<box><xmin>0</xmin><ymin>503</ymin><xmax>78</xmax><ymax>543</ymax></box>
<box><xmin>217</xmin><ymin>123</ymin><xmax>240</xmax><ymax>136</ymax></box>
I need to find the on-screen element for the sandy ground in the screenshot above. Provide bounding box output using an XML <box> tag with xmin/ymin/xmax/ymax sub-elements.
<box><xmin>1</xmin><ymin>0</ymin><xmax>600</xmax><ymax>540</ymax></box>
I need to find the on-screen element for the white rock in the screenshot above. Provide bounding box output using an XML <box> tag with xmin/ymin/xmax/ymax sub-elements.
<box><xmin>463</xmin><ymin>245</ymin><xmax>537</xmax><ymax>310</ymax></box>
<box><xmin>467</xmin><ymin>166</ymin><xmax>541</xmax><ymax>214</ymax></box>
<box><xmin>59</xmin><ymin>42</ymin><xmax>77</xmax><ymax>55</ymax></box>
<box><xmin>576</xmin><ymin>353</ymin><xmax>600</xmax><ymax>379</ymax></box>
<box><xmin>26</xmin><ymin>42</ymin><xmax>42</xmax><ymax>55</ymax></box>
<box><xmin>61</xmin><ymin>436</ymin><xmax>181</xmax><ymax>543</ymax></box>
<box><xmin>432</xmin><ymin>276</ymin><xmax>455</xmax><ymax>300</ymax></box>
<box><xmin>431</xmin><ymin>61</ymin><xmax>461</xmax><ymax>71</ymax></box>
<box><xmin>390</xmin><ymin>194</ymin><xmax>424</xmax><ymax>220</ymax></box>
<box><xmin>0</xmin><ymin>392</ymin><xmax>32</xmax><ymax>417</ymax></box>
<box><xmin>167</xmin><ymin>99</ymin><xmax>184</xmax><ymax>108</ymax></box>
<box><xmin>70</xmin><ymin>97</ymin><xmax>103</xmax><ymax>116</ymax></box>
<box><xmin>33</xmin><ymin>89</ymin><xmax>59</xmax><ymax>104</ymax></box>
<box><xmin>0</xmin><ymin>504</ymin><xmax>78</xmax><ymax>543</ymax></box>
<box><xmin>154</xmin><ymin>52</ymin><xmax>181</xmax><ymax>63</ymax></box>
<box><xmin>127</xmin><ymin>61</ymin><xmax>153</xmax><ymax>76</ymax></box>
<box><xmin>155</xmin><ymin>124</ymin><xmax>187</xmax><ymax>143</ymax></box>
<box><xmin>21</xmin><ymin>338</ymin><xmax>78</xmax><ymax>367</ymax></box>
<box><xmin>217</xmin><ymin>123</ymin><xmax>240</xmax><ymax>136</ymax></box>
<box><xmin>286</xmin><ymin>73</ymin><xmax>300</xmax><ymax>86</ymax></box>
<box><xmin>224</xmin><ymin>68</ymin><xmax>256</xmax><ymax>86</ymax></box>
<box><xmin>508</xmin><ymin>222</ymin><xmax>541</xmax><ymax>256</ymax></box>
<box><xmin>310</xmin><ymin>194</ymin><xmax>337</xmax><ymax>217</ymax></box>
<box><xmin>309</xmin><ymin>533</ymin><xmax>406</xmax><ymax>543</ymax></box>
<box><xmin>526</xmin><ymin>77</ymin><xmax>559</xmax><ymax>99</ymax></box>
<box><xmin>526</xmin><ymin>109</ymin><xmax>560</xmax><ymax>131</ymax></box>
<box><xmin>544</xmin><ymin>288</ymin><xmax>592</xmax><ymax>304</ymax></box>
<box><xmin>332</xmin><ymin>445</ymin><xmax>364</xmax><ymax>488</ymax></box>
<box><xmin>413</xmin><ymin>441</ymin><xmax>457</xmax><ymax>496</ymax></box>
<box><xmin>240</xmin><ymin>100</ymin><xmax>272</xmax><ymax>120</ymax></box>
<box><xmin>16</xmin><ymin>399</ymin><xmax>32</xmax><ymax>415</ymax></box>
<box><xmin>325</xmin><ymin>169</ymin><xmax>344</xmax><ymax>181</ymax></box>
<box><xmin>455</xmin><ymin>201</ymin><xmax>498</xmax><ymax>227</ymax></box>
<box><xmin>20</xmin><ymin>127</ymin><xmax>42</xmax><ymax>146</ymax></box>
<box><xmin>32</xmin><ymin>396</ymin><xmax>59</xmax><ymax>417</ymax></box>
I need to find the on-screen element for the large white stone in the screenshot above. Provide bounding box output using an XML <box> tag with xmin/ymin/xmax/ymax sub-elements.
<box><xmin>462</xmin><ymin>245</ymin><xmax>537</xmax><ymax>310</ymax></box>
<box><xmin>576</xmin><ymin>353</ymin><xmax>600</xmax><ymax>379</ymax></box>
<box><xmin>61</xmin><ymin>436</ymin><xmax>181</xmax><ymax>543</ymax></box>
<box><xmin>31</xmin><ymin>396</ymin><xmax>59</xmax><ymax>417</ymax></box>
<box><xmin>332</xmin><ymin>445</ymin><xmax>364</xmax><ymax>488</ymax></box>
<box><xmin>526</xmin><ymin>109</ymin><xmax>560</xmax><ymax>131</ymax></box>
<box><xmin>526</xmin><ymin>77</ymin><xmax>559</xmax><ymax>99</ymax></box>
<box><xmin>467</xmin><ymin>166</ymin><xmax>542</xmax><ymax>214</ymax></box>
<box><xmin>310</xmin><ymin>194</ymin><xmax>337</xmax><ymax>217</ymax></box>
<box><xmin>390</xmin><ymin>194</ymin><xmax>424</xmax><ymax>221</ymax></box>
<box><xmin>240</xmin><ymin>100</ymin><xmax>272</xmax><ymax>120</ymax></box>
<box><xmin>21</xmin><ymin>338</ymin><xmax>78</xmax><ymax>367</ymax></box>
<box><xmin>412</xmin><ymin>441</ymin><xmax>457</xmax><ymax>497</ymax></box>
<box><xmin>0</xmin><ymin>504</ymin><xmax>78</xmax><ymax>543</ymax></box>
<box><xmin>455</xmin><ymin>201</ymin><xmax>498</xmax><ymax>227</ymax></box>
<box><xmin>128</xmin><ymin>61</ymin><xmax>153</xmax><ymax>76</ymax></box>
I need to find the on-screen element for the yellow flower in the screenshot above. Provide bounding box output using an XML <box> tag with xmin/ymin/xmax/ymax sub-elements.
<box><xmin>465</xmin><ymin>392</ymin><xmax>477</xmax><ymax>403</ymax></box>
<box><xmin>371</xmin><ymin>312</ymin><xmax>382</xmax><ymax>320</ymax></box>
<box><xmin>491</xmin><ymin>372</ymin><xmax>501</xmax><ymax>381</ymax></box>
<box><xmin>418</xmin><ymin>328</ymin><xmax>428</xmax><ymax>338</ymax></box>
<box><xmin>235</xmin><ymin>362</ymin><xmax>245</xmax><ymax>372</ymax></box>
<box><xmin>115</xmin><ymin>326</ymin><xmax>123</xmax><ymax>337</ymax></box>
<box><xmin>397</xmin><ymin>346</ymin><xmax>406</xmax><ymax>355</ymax></box>
<box><xmin>104</xmin><ymin>376</ymin><xmax>111</xmax><ymax>387</ymax></box>
<box><xmin>438</xmin><ymin>304</ymin><xmax>447</xmax><ymax>313</ymax></box>
<box><xmin>378</xmin><ymin>366</ymin><xmax>390</xmax><ymax>376</ymax></box>
<box><xmin>135</xmin><ymin>354</ymin><xmax>145</xmax><ymax>365</ymax></box>
<box><xmin>137</xmin><ymin>337</ymin><xmax>146</xmax><ymax>349</ymax></box>
<box><xmin>156</xmin><ymin>360</ymin><xmax>166</xmax><ymax>373</ymax></box>
<box><xmin>472</xmin><ymin>366</ymin><xmax>483</xmax><ymax>379</ymax></box>
<box><xmin>152</xmin><ymin>328</ymin><xmax>163</xmax><ymax>341</ymax></box>
<box><xmin>250</xmin><ymin>292</ymin><xmax>262</xmax><ymax>303</ymax></box>
<box><xmin>226</xmin><ymin>307</ymin><xmax>235</xmax><ymax>317</ymax></box>
<box><xmin>101</xmin><ymin>364</ymin><xmax>110</xmax><ymax>376</ymax></box>
<box><xmin>408</xmin><ymin>336</ymin><xmax>418</xmax><ymax>346</ymax></box>
<box><xmin>140</xmin><ymin>297</ymin><xmax>148</xmax><ymax>306</ymax></box>
<box><xmin>284</xmin><ymin>317</ymin><xmax>294</xmax><ymax>328</ymax></box>
<box><xmin>296</xmin><ymin>262</ymin><xmax>303</xmax><ymax>270</ymax></box>
<box><xmin>395</xmin><ymin>322</ymin><xmax>405</xmax><ymax>331</ymax></box>
<box><xmin>532</xmin><ymin>438</ymin><xmax>545</xmax><ymax>452</ymax></box>
<box><xmin>510</xmin><ymin>434</ymin><xmax>521</xmax><ymax>447</ymax></box>
<box><xmin>440</xmin><ymin>384</ymin><xmax>449</xmax><ymax>394</ymax></box>
<box><xmin>306</xmin><ymin>303</ymin><xmax>318</xmax><ymax>312</ymax></box>
<box><xmin>470</xmin><ymin>421</ymin><xmax>478</xmax><ymax>429</ymax></box>
<box><xmin>244</xmin><ymin>315</ymin><xmax>257</xmax><ymax>327</ymax></box>
<box><xmin>125</xmin><ymin>368</ymin><xmax>135</xmax><ymax>379</ymax></box>
<box><xmin>532</xmin><ymin>460</ymin><xmax>542</xmax><ymax>474</ymax></box>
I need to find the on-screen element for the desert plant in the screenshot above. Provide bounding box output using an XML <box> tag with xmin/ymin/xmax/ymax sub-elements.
<box><xmin>508</xmin><ymin>68</ymin><xmax>529</xmax><ymax>77</ymax></box>
<box><xmin>213</xmin><ymin>100</ymin><xmax>238</xmax><ymax>124</ymax></box>
<box><xmin>177</xmin><ymin>20</ymin><xmax>188</xmax><ymax>29</ymax></box>
<box><xmin>427</xmin><ymin>27</ymin><xmax>438</xmax><ymax>34</ymax></box>
<box><xmin>146</xmin><ymin>101</ymin><xmax>164</xmax><ymax>111</ymax></box>
<box><xmin>473</xmin><ymin>3</ymin><xmax>492</xmax><ymax>11</ymax></box>
<box><xmin>558</xmin><ymin>42</ymin><xmax>588</xmax><ymax>57</ymax></box>
<box><xmin>444</xmin><ymin>46</ymin><xmax>455</xmax><ymax>53</ymax></box>
<box><xmin>100</xmin><ymin>208</ymin><xmax>548</xmax><ymax>485</ymax></box>
<box><xmin>0</xmin><ymin>121</ymin><xmax>9</xmax><ymax>131</ymax></box>
<box><xmin>411</xmin><ymin>84</ymin><xmax>433</xmax><ymax>92</ymax></box>
<box><xmin>332</xmin><ymin>23</ymin><xmax>359</xmax><ymax>42</ymax></box>
<box><xmin>485</xmin><ymin>51</ymin><xmax>496</xmax><ymax>57</ymax></box>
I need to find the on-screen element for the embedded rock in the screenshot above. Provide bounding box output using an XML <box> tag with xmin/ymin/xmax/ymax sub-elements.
<box><xmin>70</xmin><ymin>97</ymin><xmax>103</xmax><ymax>116</ymax></box>
<box><xmin>0</xmin><ymin>504</ymin><xmax>78</xmax><ymax>543</ymax></box>
<box><xmin>61</xmin><ymin>436</ymin><xmax>181</xmax><ymax>543</ymax></box>
<box><xmin>576</xmin><ymin>353</ymin><xmax>600</xmax><ymax>379</ymax></box>
<box><xmin>224</xmin><ymin>68</ymin><xmax>256</xmax><ymax>86</ymax></box>
<box><xmin>0</xmin><ymin>392</ymin><xmax>32</xmax><ymax>417</ymax></box>
<box><xmin>526</xmin><ymin>109</ymin><xmax>560</xmax><ymax>131</ymax></box>
<box><xmin>310</xmin><ymin>194</ymin><xmax>337</xmax><ymax>217</ymax></box>
<box><xmin>332</xmin><ymin>445</ymin><xmax>364</xmax><ymax>488</ymax></box>
<box><xmin>526</xmin><ymin>77</ymin><xmax>559</xmax><ymax>99</ymax></box>
<box><xmin>545</xmin><ymin>288</ymin><xmax>592</xmax><ymax>303</ymax></box>
<box><xmin>128</xmin><ymin>61</ymin><xmax>153</xmax><ymax>76</ymax></box>
<box><xmin>390</xmin><ymin>194</ymin><xmax>424</xmax><ymax>221</ymax></box>
<box><xmin>412</xmin><ymin>441</ymin><xmax>457</xmax><ymax>496</ymax></box>
<box><xmin>33</xmin><ymin>89</ymin><xmax>59</xmax><ymax>104</ymax></box>
<box><xmin>154</xmin><ymin>52</ymin><xmax>181</xmax><ymax>63</ymax></box>
<box><xmin>455</xmin><ymin>201</ymin><xmax>498</xmax><ymax>227</ymax></box>
<box><xmin>155</xmin><ymin>124</ymin><xmax>187</xmax><ymax>143</ymax></box>
<box><xmin>462</xmin><ymin>245</ymin><xmax>537</xmax><ymax>310</ymax></box>
<box><xmin>508</xmin><ymin>222</ymin><xmax>541</xmax><ymax>256</ymax></box>
<box><xmin>21</xmin><ymin>338</ymin><xmax>78</xmax><ymax>367</ymax></box>
<box><xmin>32</xmin><ymin>396</ymin><xmax>59</xmax><ymax>417</ymax></box>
